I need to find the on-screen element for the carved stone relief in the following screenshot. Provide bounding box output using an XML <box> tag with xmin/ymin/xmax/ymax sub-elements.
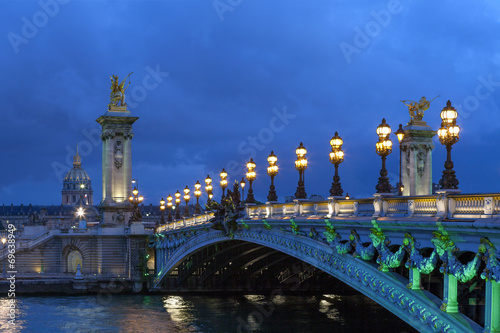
<box><xmin>114</xmin><ymin>140</ymin><xmax>124</xmax><ymax>169</ymax></box>
<box><xmin>417</xmin><ymin>150</ymin><xmax>425</xmax><ymax>177</ymax></box>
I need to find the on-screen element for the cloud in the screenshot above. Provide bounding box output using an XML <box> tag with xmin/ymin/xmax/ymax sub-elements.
<box><xmin>1</xmin><ymin>0</ymin><xmax>500</xmax><ymax>205</ymax></box>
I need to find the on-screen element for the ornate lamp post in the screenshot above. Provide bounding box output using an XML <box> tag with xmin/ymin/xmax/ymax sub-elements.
<box><xmin>267</xmin><ymin>151</ymin><xmax>278</xmax><ymax>202</ymax></box>
<box><xmin>194</xmin><ymin>181</ymin><xmax>202</xmax><ymax>215</ymax></box>
<box><xmin>438</xmin><ymin>100</ymin><xmax>460</xmax><ymax>190</ymax></box>
<box><xmin>329</xmin><ymin>132</ymin><xmax>344</xmax><ymax>197</ymax></box>
<box><xmin>166</xmin><ymin>194</ymin><xmax>173</xmax><ymax>222</ymax></box>
<box><xmin>159</xmin><ymin>198</ymin><xmax>165</xmax><ymax>224</ymax></box>
<box><xmin>245</xmin><ymin>158</ymin><xmax>256</xmax><ymax>203</ymax></box>
<box><xmin>394</xmin><ymin>124</ymin><xmax>405</xmax><ymax>195</ymax></box>
<box><xmin>183</xmin><ymin>186</ymin><xmax>190</xmax><ymax>217</ymax></box>
<box><xmin>240</xmin><ymin>177</ymin><xmax>246</xmax><ymax>201</ymax></box>
<box><xmin>220</xmin><ymin>168</ymin><xmax>228</xmax><ymax>200</ymax></box>
<box><xmin>205</xmin><ymin>175</ymin><xmax>213</xmax><ymax>204</ymax></box>
<box><xmin>128</xmin><ymin>187</ymin><xmax>144</xmax><ymax>221</ymax></box>
<box><xmin>174</xmin><ymin>190</ymin><xmax>181</xmax><ymax>220</ymax></box>
<box><xmin>375</xmin><ymin>119</ymin><xmax>393</xmax><ymax>193</ymax></box>
<box><xmin>294</xmin><ymin>142</ymin><xmax>308</xmax><ymax>199</ymax></box>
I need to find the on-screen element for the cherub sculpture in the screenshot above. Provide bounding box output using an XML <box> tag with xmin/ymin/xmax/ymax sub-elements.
<box><xmin>401</xmin><ymin>95</ymin><xmax>439</xmax><ymax>122</ymax></box>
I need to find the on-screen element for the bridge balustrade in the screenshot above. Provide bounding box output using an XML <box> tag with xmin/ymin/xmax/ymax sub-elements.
<box><xmin>156</xmin><ymin>193</ymin><xmax>500</xmax><ymax>232</ymax></box>
<box><xmin>412</xmin><ymin>197</ymin><xmax>438</xmax><ymax>215</ymax></box>
<box><xmin>495</xmin><ymin>196</ymin><xmax>500</xmax><ymax>214</ymax></box>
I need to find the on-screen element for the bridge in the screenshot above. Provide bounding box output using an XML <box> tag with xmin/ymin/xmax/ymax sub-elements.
<box><xmin>152</xmin><ymin>193</ymin><xmax>500</xmax><ymax>333</ymax></box>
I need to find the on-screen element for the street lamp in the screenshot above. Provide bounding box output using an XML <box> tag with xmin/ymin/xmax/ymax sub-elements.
<box><xmin>245</xmin><ymin>158</ymin><xmax>256</xmax><ymax>203</ymax></box>
<box><xmin>267</xmin><ymin>151</ymin><xmax>278</xmax><ymax>202</ymax></box>
<box><xmin>240</xmin><ymin>177</ymin><xmax>246</xmax><ymax>202</ymax></box>
<box><xmin>194</xmin><ymin>181</ymin><xmax>202</xmax><ymax>215</ymax></box>
<box><xmin>394</xmin><ymin>124</ymin><xmax>405</xmax><ymax>195</ymax></box>
<box><xmin>375</xmin><ymin>118</ymin><xmax>393</xmax><ymax>193</ymax></box>
<box><xmin>128</xmin><ymin>187</ymin><xmax>144</xmax><ymax>222</ymax></box>
<box><xmin>438</xmin><ymin>100</ymin><xmax>460</xmax><ymax>190</ymax></box>
<box><xmin>294</xmin><ymin>142</ymin><xmax>308</xmax><ymax>199</ymax></box>
<box><xmin>76</xmin><ymin>207</ymin><xmax>85</xmax><ymax>219</ymax></box>
<box><xmin>205</xmin><ymin>175</ymin><xmax>213</xmax><ymax>204</ymax></box>
<box><xmin>220</xmin><ymin>168</ymin><xmax>228</xmax><ymax>200</ymax></box>
<box><xmin>329</xmin><ymin>132</ymin><xmax>344</xmax><ymax>197</ymax></box>
<box><xmin>2</xmin><ymin>238</ymin><xmax>6</xmax><ymax>278</ymax></box>
<box><xmin>183</xmin><ymin>186</ymin><xmax>191</xmax><ymax>217</ymax></box>
<box><xmin>174</xmin><ymin>190</ymin><xmax>181</xmax><ymax>220</ymax></box>
<box><xmin>160</xmin><ymin>198</ymin><xmax>165</xmax><ymax>224</ymax></box>
<box><xmin>166</xmin><ymin>194</ymin><xmax>173</xmax><ymax>222</ymax></box>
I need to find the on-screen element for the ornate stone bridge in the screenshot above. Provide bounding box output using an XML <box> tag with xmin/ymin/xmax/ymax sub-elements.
<box><xmin>153</xmin><ymin>193</ymin><xmax>500</xmax><ymax>333</ymax></box>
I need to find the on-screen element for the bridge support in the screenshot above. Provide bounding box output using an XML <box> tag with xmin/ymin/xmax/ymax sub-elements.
<box><xmin>484</xmin><ymin>280</ymin><xmax>500</xmax><ymax>333</ymax></box>
<box><xmin>441</xmin><ymin>273</ymin><xmax>459</xmax><ymax>313</ymax></box>
<box><xmin>408</xmin><ymin>267</ymin><xmax>422</xmax><ymax>290</ymax></box>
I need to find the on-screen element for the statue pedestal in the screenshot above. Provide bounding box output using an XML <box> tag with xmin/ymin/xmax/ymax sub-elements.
<box><xmin>401</xmin><ymin>121</ymin><xmax>436</xmax><ymax>196</ymax></box>
<box><xmin>130</xmin><ymin>222</ymin><xmax>145</xmax><ymax>235</ymax></box>
<box><xmin>96</xmin><ymin>108</ymin><xmax>138</xmax><ymax>212</ymax></box>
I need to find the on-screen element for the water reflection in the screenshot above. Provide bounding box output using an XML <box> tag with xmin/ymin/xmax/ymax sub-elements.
<box><xmin>1</xmin><ymin>294</ymin><xmax>416</xmax><ymax>333</ymax></box>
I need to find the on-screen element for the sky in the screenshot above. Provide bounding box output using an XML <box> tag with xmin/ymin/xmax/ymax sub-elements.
<box><xmin>1</xmin><ymin>0</ymin><xmax>500</xmax><ymax>206</ymax></box>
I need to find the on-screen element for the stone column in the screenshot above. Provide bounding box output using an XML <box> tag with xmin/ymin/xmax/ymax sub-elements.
<box><xmin>408</xmin><ymin>267</ymin><xmax>422</xmax><ymax>290</ymax></box>
<box><xmin>96</xmin><ymin>105</ymin><xmax>139</xmax><ymax>225</ymax></box>
<box><xmin>441</xmin><ymin>274</ymin><xmax>459</xmax><ymax>313</ymax></box>
<box><xmin>484</xmin><ymin>280</ymin><xmax>500</xmax><ymax>333</ymax></box>
<box><xmin>401</xmin><ymin>120</ymin><xmax>435</xmax><ymax>196</ymax></box>
<box><xmin>123</xmin><ymin>133</ymin><xmax>134</xmax><ymax>203</ymax></box>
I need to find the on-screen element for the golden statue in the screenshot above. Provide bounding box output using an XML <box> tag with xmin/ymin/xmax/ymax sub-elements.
<box><xmin>108</xmin><ymin>72</ymin><xmax>133</xmax><ymax>108</ymax></box>
<box><xmin>401</xmin><ymin>96</ymin><xmax>439</xmax><ymax>122</ymax></box>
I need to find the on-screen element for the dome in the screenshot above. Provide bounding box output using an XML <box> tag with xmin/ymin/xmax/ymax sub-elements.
<box><xmin>62</xmin><ymin>145</ymin><xmax>93</xmax><ymax>206</ymax></box>
<box><xmin>63</xmin><ymin>147</ymin><xmax>91</xmax><ymax>183</ymax></box>
<box><xmin>64</xmin><ymin>168</ymin><xmax>91</xmax><ymax>182</ymax></box>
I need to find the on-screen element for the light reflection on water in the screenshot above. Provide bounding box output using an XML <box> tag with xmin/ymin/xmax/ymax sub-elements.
<box><xmin>0</xmin><ymin>294</ymin><xmax>416</xmax><ymax>333</ymax></box>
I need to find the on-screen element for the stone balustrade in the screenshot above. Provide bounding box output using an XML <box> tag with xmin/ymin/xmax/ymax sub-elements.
<box><xmin>155</xmin><ymin>193</ymin><xmax>500</xmax><ymax>232</ymax></box>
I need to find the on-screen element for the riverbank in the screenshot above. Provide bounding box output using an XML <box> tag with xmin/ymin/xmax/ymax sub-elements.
<box><xmin>0</xmin><ymin>274</ymin><xmax>145</xmax><ymax>295</ymax></box>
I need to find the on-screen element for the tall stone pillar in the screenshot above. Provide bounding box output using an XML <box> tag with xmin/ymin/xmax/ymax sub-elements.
<box><xmin>401</xmin><ymin>119</ymin><xmax>436</xmax><ymax>196</ymax></box>
<box><xmin>96</xmin><ymin>105</ymin><xmax>138</xmax><ymax>225</ymax></box>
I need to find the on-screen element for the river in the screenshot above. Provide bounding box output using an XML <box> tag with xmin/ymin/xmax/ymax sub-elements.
<box><xmin>0</xmin><ymin>294</ymin><xmax>417</xmax><ymax>332</ymax></box>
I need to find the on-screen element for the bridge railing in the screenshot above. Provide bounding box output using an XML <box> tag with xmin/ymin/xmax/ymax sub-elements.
<box><xmin>244</xmin><ymin>192</ymin><xmax>500</xmax><ymax>220</ymax></box>
<box><xmin>154</xmin><ymin>193</ymin><xmax>500</xmax><ymax>234</ymax></box>
<box><xmin>156</xmin><ymin>212</ymin><xmax>215</xmax><ymax>233</ymax></box>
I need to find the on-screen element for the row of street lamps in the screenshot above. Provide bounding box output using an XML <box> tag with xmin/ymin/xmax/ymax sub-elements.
<box><xmin>153</xmin><ymin>100</ymin><xmax>460</xmax><ymax>222</ymax></box>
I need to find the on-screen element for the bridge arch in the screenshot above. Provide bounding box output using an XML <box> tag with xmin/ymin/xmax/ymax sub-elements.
<box><xmin>155</xmin><ymin>228</ymin><xmax>482</xmax><ymax>333</ymax></box>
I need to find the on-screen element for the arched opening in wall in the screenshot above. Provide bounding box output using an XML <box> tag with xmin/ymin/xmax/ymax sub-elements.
<box><xmin>67</xmin><ymin>250</ymin><xmax>83</xmax><ymax>273</ymax></box>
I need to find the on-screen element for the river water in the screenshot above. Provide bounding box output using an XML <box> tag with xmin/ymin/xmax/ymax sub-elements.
<box><xmin>0</xmin><ymin>294</ymin><xmax>416</xmax><ymax>332</ymax></box>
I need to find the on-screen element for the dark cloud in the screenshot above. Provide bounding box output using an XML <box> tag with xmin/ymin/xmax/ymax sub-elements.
<box><xmin>1</xmin><ymin>0</ymin><xmax>500</xmax><ymax>205</ymax></box>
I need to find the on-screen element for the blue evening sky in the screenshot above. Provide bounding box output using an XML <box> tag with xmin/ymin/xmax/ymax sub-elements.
<box><xmin>1</xmin><ymin>0</ymin><xmax>499</xmax><ymax>205</ymax></box>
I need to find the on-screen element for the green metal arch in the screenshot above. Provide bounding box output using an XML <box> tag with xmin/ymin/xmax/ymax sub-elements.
<box><xmin>155</xmin><ymin>228</ymin><xmax>482</xmax><ymax>333</ymax></box>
